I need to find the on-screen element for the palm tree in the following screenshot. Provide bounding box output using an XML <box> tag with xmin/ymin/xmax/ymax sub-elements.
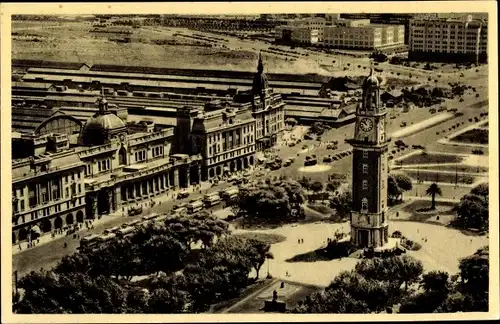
<box><xmin>426</xmin><ymin>183</ymin><xmax>442</xmax><ymax>210</ymax></box>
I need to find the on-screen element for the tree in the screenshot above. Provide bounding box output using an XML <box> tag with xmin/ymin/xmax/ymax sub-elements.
<box><xmin>387</xmin><ymin>175</ymin><xmax>402</xmax><ymax>203</ymax></box>
<box><xmin>393</xmin><ymin>174</ymin><xmax>413</xmax><ymax>201</ymax></box>
<box><xmin>326</xmin><ymin>270</ymin><xmax>392</xmax><ymax>312</ymax></box>
<box><xmin>459</xmin><ymin>246</ymin><xmax>489</xmax><ymax>296</ymax></box>
<box><xmin>470</xmin><ymin>183</ymin><xmax>488</xmax><ymax>201</ymax></box>
<box><xmin>15</xmin><ymin>271</ymin><xmax>127</xmax><ymax>314</ymax></box>
<box><xmin>310</xmin><ymin>181</ymin><xmax>323</xmax><ymax>192</ymax></box>
<box><xmin>139</xmin><ymin>235</ymin><xmax>189</xmax><ymax>275</ymax></box>
<box><xmin>148</xmin><ymin>288</ymin><xmax>187</xmax><ymax>313</ymax></box>
<box><xmin>355</xmin><ymin>255</ymin><xmax>423</xmax><ymax>292</ymax></box>
<box><xmin>329</xmin><ymin>190</ymin><xmax>352</xmax><ymax>217</ymax></box>
<box><xmin>425</xmin><ymin>183</ymin><xmax>442</xmax><ymax>209</ymax></box>
<box><xmin>453</xmin><ymin>194</ymin><xmax>488</xmax><ymax>231</ymax></box>
<box><xmin>295</xmin><ymin>289</ymin><xmax>370</xmax><ymax>313</ymax></box>
<box><xmin>235</xmin><ymin>180</ymin><xmax>305</xmax><ymax>222</ymax></box>
<box><xmin>421</xmin><ymin>271</ymin><xmax>450</xmax><ymax>294</ymax></box>
<box><xmin>326</xmin><ymin>180</ymin><xmax>342</xmax><ymax>193</ymax></box>
<box><xmin>246</xmin><ymin>239</ymin><xmax>274</xmax><ymax>280</ymax></box>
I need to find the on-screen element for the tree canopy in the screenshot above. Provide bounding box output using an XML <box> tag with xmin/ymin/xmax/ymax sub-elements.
<box><xmin>14</xmin><ymin>214</ymin><xmax>270</xmax><ymax>314</ymax></box>
<box><xmin>235</xmin><ymin>179</ymin><xmax>305</xmax><ymax>222</ymax></box>
<box><xmin>452</xmin><ymin>194</ymin><xmax>488</xmax><ymax>231</ymax></box>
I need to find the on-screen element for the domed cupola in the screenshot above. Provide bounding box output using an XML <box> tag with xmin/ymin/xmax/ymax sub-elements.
<box><xmin>252</xmin><ymin>52</ymin><xmax>270</xmax><ymax>96</ymax></box>
<box><xmin>363</xmin><ymin>68</ymin><xmax>380</xmax><ymax>88</ymax></box>
<box><xmin>80</xmin><ymin>91</ymin><xmax>127</xmax><ymax>146</ymax></box>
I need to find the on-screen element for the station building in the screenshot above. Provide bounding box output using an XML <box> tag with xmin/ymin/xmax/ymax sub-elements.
<box><xmin>12</xmin><ymin>96</ymin><xmax>202</xmax><ymax>244</ymax></box>
<box><xmin>10</xmin><ymin>55</ymin><xmax>285</xmax><ymax>243</ymax></box>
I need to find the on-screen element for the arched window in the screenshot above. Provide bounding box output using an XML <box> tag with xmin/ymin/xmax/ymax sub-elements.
<box><xmin>361</xmin><ymin>198</ymin><xmax>368</xmax><ymax>211</ymax></box>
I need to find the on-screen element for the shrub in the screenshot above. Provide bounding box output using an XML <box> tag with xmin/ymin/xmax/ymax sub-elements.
<box><xmin>463</xmin><ymin>176</ymin><xmax>475</xmax><ymax>184</ymax></box>
<box><xmin>391</xmin><ymin>231</ymin><xmax>402</xmax><ymax>238</ymax></box>
<box><xmin>410</xmin><ymin>242</ymin><xmax>422</xmax><ymax>251</ymax></box>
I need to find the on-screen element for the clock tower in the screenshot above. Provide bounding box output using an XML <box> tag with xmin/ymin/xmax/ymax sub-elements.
<box><xmin>346</xmin><ymin>69</ymin><xmax>390</xmax><ymax>248</ymax></box>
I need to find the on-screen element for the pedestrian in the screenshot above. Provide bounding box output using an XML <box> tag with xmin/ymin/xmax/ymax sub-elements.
<box><xmin>37</xmin><ymin>238</ymin><xmax>40</xmax><ymax>244</ymax></box>
<box><xmin>18</xmin><ymin>244</ymin><xmax>22</xmax><ymax>251</ymax></box>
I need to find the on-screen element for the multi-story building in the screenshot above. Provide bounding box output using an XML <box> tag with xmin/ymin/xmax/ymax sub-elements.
<box><xmin>173</xmin><ymin>54</ymin><xmax>286</xmax><ymax>180</ymax></box>
<box><xmin>177</xmin><ymin>105</ymin><xmax>257</xmax><ymax>180</ymax></box>
<box><xmin>322</xmin><ymin>19</ymin><xmax>405</xmax><ymax>50</ymax></box>
<box><xmin>408</xmin><ymin>14</ymin><xmax>488</xmax><ymax>63</ymax></box>
<box><xmin>275</xmin><ymin>25</ymin><xmax>319</xmax><ymax>45</ymax></box>
<box><xmin>12</xmin><ymin>97</ymin><xmax>202</xmax><ymax>244</ymax></box>
<box><xmin>11</xmin><ymin>55</ymin><xmax>286</xmax><ymax>242</ymax></box>
<box><xmin>249</xmin><ymin>54</ymin><xmax>286</xmax><ymax>150</ymax></box>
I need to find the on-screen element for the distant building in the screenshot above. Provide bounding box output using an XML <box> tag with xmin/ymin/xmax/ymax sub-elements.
<box><xmin>275</xmin><ymin>25</ymin><xmax>319</xmax><ymax>45</ymax></box>
<box><xmin>408</xmin><ymin>14</ymin><xmax>488</xmax><ymax>63</ymax></box>
<box><xmin>323</xmin><ymin>19</ymin><xmax>405</xmax><ymax>50</ymax></box>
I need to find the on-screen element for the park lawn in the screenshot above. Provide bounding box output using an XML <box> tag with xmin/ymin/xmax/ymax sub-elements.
<box><xmin>401</xmin><ymin>200</ymin><xmax>457</xmax><ymax>222</ymax></box>
<box><xmin>450</xmin><ymin>128</ymin><xmax>488</xmax><ymax>144</ymax></box>
<box><xmin>398</xmin><ymin>153</ymin><xmax>464</xmax><ymax>165</ymax></box>
<box><xmin>233</xmin><ymin>232</ymin><xmax>287</xmax><ymax>245</ymax></box>
<box><xmin>403</xmin><ymin>170</ymin><xmax>477</xmax><ymax>184</ymax></box>
<box><xmin>413</xmin><ymin>165</ymin><xmax>488</xmax><ymax>173</ymax></box>
<box><xmin>307</xmin><ymin>203</ymin><xmax>334</xmax><ymax>216</ymax></box>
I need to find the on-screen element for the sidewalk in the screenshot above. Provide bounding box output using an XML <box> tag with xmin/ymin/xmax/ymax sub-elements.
<box><xmin>13</xmin><ymin>211</ymin><xmax>123</xmax><ymax>256</ymax></box>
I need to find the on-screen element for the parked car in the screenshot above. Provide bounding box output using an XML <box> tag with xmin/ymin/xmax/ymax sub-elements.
<box><xmin>288</xmin><ymin>142</ymin><xmax>296</xmax><ymax>147</ymax></box>
<box><xmin>323</xmin><ymin>156</ymin><xmax>333</xmax><ymax>163</ymax></box>
<box><xmin>176</xmin><ymin>191</ymin><xmax>190</xmax><ymax>199</ymax></box>
<box><xmin>395</xmin><ymin>140</ymin><xmax>406</xmax><ymax>147</ymax></box>
<box><xmin>412</xmin><ymin>145</ymin><xmax>425</xmax><ymax>149</ymax></box>
<box><xmin>304</xmin><ymin>159</ymin><xmax>318</xmax><ymax>166</ymax></box>
<box><xmin>128</xmin><ymin>206</ymin><xmax>143</xmax><ymax>216</ymax></box>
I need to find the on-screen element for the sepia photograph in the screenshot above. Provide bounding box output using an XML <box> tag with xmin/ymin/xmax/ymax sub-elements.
<box><xmin>1</xmin><ymin>1</ymin><xmax>498</xmax><ymax>322</ymax></box>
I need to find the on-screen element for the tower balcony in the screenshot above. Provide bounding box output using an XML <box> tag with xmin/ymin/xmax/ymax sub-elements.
<box><xmin>345</xmin><ymin>138</ymin><xmax>391</xmax><ymax>147</ymax></box>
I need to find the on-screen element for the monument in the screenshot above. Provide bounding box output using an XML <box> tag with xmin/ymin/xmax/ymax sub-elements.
<box><xmin>346</xmin><ymin>69</ymin><xmax>391</xmax><ymax>248</ymax></box>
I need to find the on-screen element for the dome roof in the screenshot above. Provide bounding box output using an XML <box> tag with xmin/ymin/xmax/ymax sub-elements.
<box><xmin>84</xmin><ymin>112</ymin><xmax>125</xmax><ymax>131</ymax></box>
<box><xmin>81</xmin><ymin>112</ymin><xmax>126</xmax><ymax>146</ymax></box>
<box><xmin>364</xmin><ymin>69</ymin><xmax>380</xmax><ymax>87</ymax></box>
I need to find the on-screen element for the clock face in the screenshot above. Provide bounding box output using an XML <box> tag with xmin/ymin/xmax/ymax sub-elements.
<box><xmin>360</xmin><ymin>118</ymin><xmax>373</xmax><ymax>132</ymax></box>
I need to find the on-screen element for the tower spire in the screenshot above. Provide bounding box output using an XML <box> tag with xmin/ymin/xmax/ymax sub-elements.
<box><xmin>257</xmin><ymin>52</ymin><xmax>264</xmax><ymax>73</ymax></box>
<box><xmin>98</xmin><ymin>86</ymin><xmax>108</xmax><ymax>114</ymax></box>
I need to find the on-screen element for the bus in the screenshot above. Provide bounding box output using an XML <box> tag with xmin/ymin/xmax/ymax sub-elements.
<box><xmin>172</xmin><ymin>203</ymin><xmax>188</xmax><ymax>215</ymax></box>
<box><xmin>79</xmin><ymin>234</ymin><xmax>100</xmax><ymax>250</ymax></box>
<box><xmin>187</xmin><ymin>200</ymin><xmax>203</xmax><ymax>214</ymax></box>
<box><xmin>116</xmin><ymin>226</ymin><xmax>136</xmax><ymax>238</ymax></box>
<box><xmin>123</xmin><ymin>219</ymin><xmax>141</xmax><ymax>228</ymax></box>
<box><xmin>142</xmin><ymin>213</ymin><xmax>160</xmax><ymax>222</ymax></box>
<box><xmin>103</xmin><ymin>226</ymin><xmax>120</xmax><ymax>234</ymax></box>
<box><xmin>98</xmin><ymin>233</ymin><xmax>117</xmax><ymax>243</ymax></box>
<box><xmin>155</xmin><ymin>214</ymin><xmax>169</xmax><ymax>223</ymax></box>
<box><xmin>203</xmin><ymin>193</ymin><xmax>221</xmax><ymax>207</ymax></box>
<box><xmin>220</xmin><ymin>187</ymin><xmax>239</xmax><ymax>201</ymax></box>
